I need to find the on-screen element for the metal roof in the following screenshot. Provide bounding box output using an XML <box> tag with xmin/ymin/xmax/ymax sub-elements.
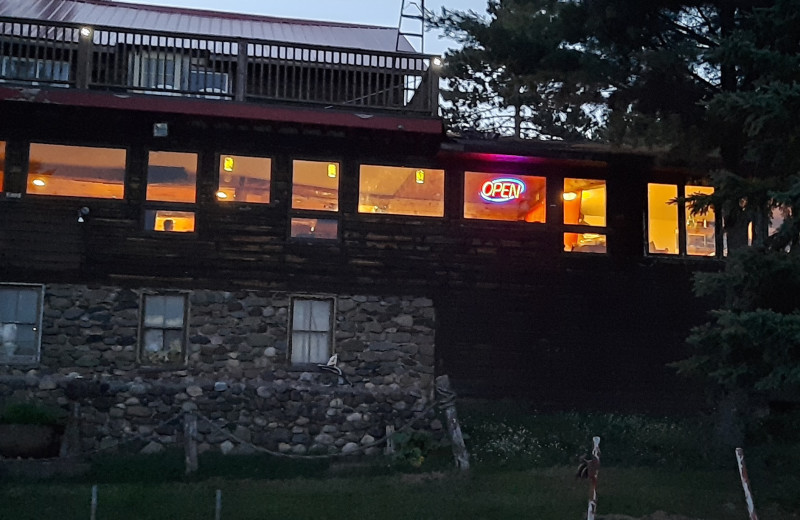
<box><xmin>0</xmin><ymin>0</ymin><xmax>418</xmax><ymax>53</ymax></box>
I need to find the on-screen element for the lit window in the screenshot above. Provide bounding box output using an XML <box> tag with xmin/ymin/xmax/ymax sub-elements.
<box><xmin>27</xmin><ymin>143</ymin><xmax>126</xmax><ymax>199</ymax></box>
<box><xmin>290</xmin><ymin>217</ymin><xmax>338</xmax><ymax>240</ymax></box>
<box><xmin>463</xmin><ymin>171</ymin><xmax>545</xmax><ymax>222</ymax></box>
<box><xmin>564</xmin><ymin>233</ymin><xmax>607</xmax><ymax>253</ymax></box>
<box><xmin>290</xmin><ymin>297</ymin><xmax>334</xmax><ymax>364</ymax></box>
<box><xmin>685</xmin><ymin>185</ymin><xmax>715</xmax><ymax>256</ymax></box>
<box><xmin>146</xmin><ymin>151</ymin><xmax>197</xmax><ymax>203</ymax></box>
<box><xmin>359</xmin><ymin>165</ymin><xmax>444</xmax><ymax>217</ymax></box>
<box><xmin>292</xmin><ymin>160</ymin><xmax>339</xmax><ymax>211</ymax></box>
<box><xmin>564</xmin><ymin>179</ymin><xmax>606</xmax><ymax>226</ymax></box>
<box><xmin>0</xmin><ymin>141</ymin><xmax>5</xmax><ymax>191</ymax></box>
<box><xmin>217</xmin><ymin>154</ymin><xmax>271</xmax><ymax>203</ymax></box>
<box><xmin>648</xmin><ymin>183</ymin><xmax>679</xmax><ymax>255</ymax></box>
<box><xmin>144</xmin><ymin>209</ymin><xmax>196</xmax><ymax>233</ymax></box>
<box><xmin>0</xmin><ymin>284</ymin><xmax>43</xmax><ymax>365</ymax></box>
<box><xmin>140</xmin><ymin>294</ymin><xmax>187</xmax><ymax>365</ymax></box>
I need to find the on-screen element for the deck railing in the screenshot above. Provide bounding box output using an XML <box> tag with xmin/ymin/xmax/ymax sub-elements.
<box><xmin>0</xmin><ymin>17</ymin><xmax>439</xmax><ymax>116</ymax></box>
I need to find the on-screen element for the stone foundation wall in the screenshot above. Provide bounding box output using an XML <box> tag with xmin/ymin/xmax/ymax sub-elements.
<box><xmin>0</xmin><ymin>285</ymin><xmax>439</xmax><ymax>455</ymax></box>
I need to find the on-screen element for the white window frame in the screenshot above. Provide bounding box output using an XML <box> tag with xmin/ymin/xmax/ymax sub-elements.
<box><xmin>138</xmin><ymin>293</ymin><xmax>189</xmax><ymax>365</ymax></box>
<box><xmin>129</xmin><ymin>51</ymin><xmax>190</xmax><ymax>92</ymax></box>
<box><xmin>0</xmin><ymin>283</ymin><xmax>44</xmax><ymax>365</ymax></box>
<box><xmin>289</xmin><ymin>296</ymin><xmax>335</xmax><ymax>365</ymax></box>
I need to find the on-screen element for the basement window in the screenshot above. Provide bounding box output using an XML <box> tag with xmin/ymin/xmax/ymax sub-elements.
<box><xmin>359</xmin><ymin>165</ymin><xmax>444</xmax><ymax>217</ymax></box>
<box><xmin>27</xmin><ymin>143</ymin><xmax>126</xmax><ymax>199</ymax></box>
<box><xmin>140</xmin><ymin>294</ymin><xmax>187</xmax><ymax>365</ymax></box>
<box><xmin>0</xmin><ymin>283</ymin><xmax>43</xmax><ymax>365</ymax></box>
<box><xmin>289</xmin><ymin>296</ymin><xmax>334</xmax><ymax>364</ymax></box>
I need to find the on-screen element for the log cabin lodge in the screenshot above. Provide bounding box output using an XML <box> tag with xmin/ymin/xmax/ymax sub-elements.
<box><xmin>0</xmin><ymin>0</ymin><xmax>729</xmax><ymax>439</ymax></box>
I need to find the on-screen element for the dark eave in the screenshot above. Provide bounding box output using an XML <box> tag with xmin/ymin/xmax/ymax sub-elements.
<box><xmin>0</xmin><ymin>85</ymin><xmax>443</xmax><ymax>135</ymax></box>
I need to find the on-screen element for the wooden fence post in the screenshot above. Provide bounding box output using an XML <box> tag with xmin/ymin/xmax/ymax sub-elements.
<box><xmin>385</xmin><ymin>424</ymin><xmax>395</xmax><ymax>455</ymax></box>
<box><xmin>184</xmin><ymin>413</ymin><xmax>198</xmax><ymax>475</ymax></box>
<box><xmin>586</xmin><ymin>436</ymin><xmax>601</xmax><ymax>520</ymax></box>
<box><xmin>435</xmin><ymin>375</ymin><xmax>470</xmax><ymax>470</ymax></box>
<box><xmin>736</xmin><ymin>447</ymin><xmax>759</xmax><ymax>520</ymax></box>
<box><xmin>90</xmin><ymin>484</ymin><xmax>98</xmax><ymax>520</ymax></box>
<box><xmin>215</xmin><ymin>489</ymin><xmax>222</xmax><ymax>520</ymax></box>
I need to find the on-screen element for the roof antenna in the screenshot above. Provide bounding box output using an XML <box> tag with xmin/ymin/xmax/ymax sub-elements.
<box><xmin>396</xmin><ymin>0</ymin><xmax>427</xmax><ymax>52</ymax></box>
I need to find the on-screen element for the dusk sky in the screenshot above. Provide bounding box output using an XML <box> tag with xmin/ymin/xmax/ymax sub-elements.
<box><xmin>115</xmin><ymin>0</ymin><xmax>490</xmax><ymax>55</ymax></box>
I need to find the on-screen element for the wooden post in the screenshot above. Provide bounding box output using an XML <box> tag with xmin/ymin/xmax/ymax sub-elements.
<box><xmin>184</xmin><ymin>413</ymin><xmax>198</xmax><ymax>475</ymax></box>
<box><xmin>214</xmin><ymin>489</ymin><xmax>222</xmax><ymax>520</ymax></box>
<box><xmin>60</xmin><ymin>402</ymin><xmax>81</xmax><ymax>458</ymax></box>
<box><xmin>736</xmin><ymin>448</ymin><xmax>759</xmax><ymax>520</ymax></box>
<box><xmin>586</xmin><ymin>436</ymin><xmax>601</xmax><ymax>520</ymax></box>
<box><xmin>435</xmin><ymin>375</ymin><xmax>470</xmax><ymax>470</ymax></box>
<box><xmin>235</xmin><ymin>40</ymin><xmax>248</xmax><ymax>102</ymax></box>
<box><xmin>90</xmin><ymin>484</ymin><xmax>98</xmax><ymax>520</ymax></box>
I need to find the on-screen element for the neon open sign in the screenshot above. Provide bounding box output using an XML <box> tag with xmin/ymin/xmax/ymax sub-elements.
<box><xmin>480</xmin><ymin>178</ymin><xmax>526</xmax><ymax>203</ymax></box>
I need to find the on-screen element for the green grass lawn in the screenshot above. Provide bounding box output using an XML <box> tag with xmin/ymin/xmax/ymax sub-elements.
<box><xmin>1</xmin><ymin>465</ymin><xmax>794</xmax><ymax>520</ymax></box>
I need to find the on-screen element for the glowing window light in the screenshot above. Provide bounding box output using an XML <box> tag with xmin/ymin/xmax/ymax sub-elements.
<box><xmin>563</xmin><ymin>192</ymin><xmax>578</xmax><ymax>201</ymax></box>
<box><xmin>480</xmin><ymin>178</ymin><xmax>526</xmax><ymax>203</ymax></box>
<box><xmin>415</xmin><ymin>170</ymin><xmax>425</xmax><ymax>184</ymax></box>
<box><xmin>32</xmin><ymin>178</ymin><xmax>46</xmax><ymax>187</ymax></box>
<box><xmin>223</xmin><ymin>156</ymin><xmax>234</xmax><ymax>172</ymax></box>
<box><xmin>327</xmin><ymin>163</ymin><xmax>337</xmax><ymax>178</ymax></box>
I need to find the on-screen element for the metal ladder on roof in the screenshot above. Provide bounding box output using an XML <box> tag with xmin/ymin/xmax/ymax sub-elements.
<box><xmin>396</xmin><ymin>0</ymin><xmax>427</xmax><ymax>52</ymax></box>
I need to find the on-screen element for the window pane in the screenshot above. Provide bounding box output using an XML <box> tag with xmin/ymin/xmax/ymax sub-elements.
<box><xmin>291</xmin><ymin>332</ymin><xmax>329</xmax><ymax>364</ymax></box>
<box><xmin>163</xmin><ymin>330</ymin><xmax>185</xmax><ymax>362</ymax></box>
<box><xmin>564</xmin><ymin>179</ymin><xmax>606</xmax><ymax>226</ymax></box>
<box><xmin>309</xmin><ymin>300</ymin><xmax>331</xmax><ymax>331</ymax></box>
<box><xmin>564</xmin><ymin>233</ymin><xmax>607</xmax><ymax>253</ymax></box>
<box><xmin>292</xmin><ymin>160</ymin><xmax>339</xmax><ymax>211</ymax></box>
<box><xmin>290</xmin><ymin>218</ymin><xmax>338</xmax><ymax>240</ymax></box>
<box><xmin>27</xmin><ymin>144</ymin><xmax>126</xmax><ymax>199</ymax></box>
<box><xmin>142</xmin><ymin>329</ymin><xmax>164</xmax><ymax>359</ymax></box>
<box><xmin>0</xmin><ymin>290</ymin><xmax>16</xmax><ymax>322</ymax></box>
<box><xmin>144</xmin><ymin>210</ymin><xmax>196</xmax><ymax>233</ymax></box>
<box><xmin>14</xmin><ymin>324</ymin><xmax>36</xmax><ymax>356</ymax></box>
<box><xmin>463</xmin><ymin>172</ymin><xmax>546</xmax><ymax>222</ymax></box>
<box><xmin>359</xmin><ymin>165</ymin><xmax>444</xmax><ymax>217</ymax></box>
<box><xmin>15</xmin><ymin>289</ymin><xmax>39</xmax><ymax>324</ymax></box>
<box><xmin>293</xmin><ymin>299</ymin><xmax>311</xmax><ymax>330</ymax></box>
<box><xmin>146</xmin><ymin>151</ymin><xmax>197</xmax><ymax>203</ymax></box>
<box><xmin>163</xmin><ymin>296</ymin><xmax>185</xmax><ymax>328</ymax></box>
<box><xmin>648</xmin><ymin>183</ymin><xmax>678</xmax><ymax>255</ymax></box>
<box><xmin>291</xmin><ymin>331</ymin><xmax>309</xmax><ymax>363</ymax></box>
<box><xmin>0</xmin><ymin>141</ymin><xmax>5</xmax><ymax>191</ymax></box>
<box><xmin>217</xmin><ymin>155</ymin><xmax>271</xmax><ymax>203</ymax></box>
<box><xmin>144</xmin><ymin>296</ymin><xmax>165</xmax><ymax>328</ymax></box>
<box><xmin>686</xmin><ymin>185</ymin><xmax>715</xmax><ymax>256</ymax></box>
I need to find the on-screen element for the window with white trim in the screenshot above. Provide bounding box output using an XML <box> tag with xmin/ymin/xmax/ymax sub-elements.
<box><xmin>140</xmin><ymin>294</ymin><xmax>187</xmax><ymax>365</ymax></box>
<box><xmin>0</xmin><ymin>56</ymin><xmax>70</xmax><ymax>85</ymax></box>
<box><xmin>290</xmin><ymin>297</ymin><xmax>334</xmax><ymax>364</ymax></box>
<box><xmin>0</xmin><ymin>284</ymin><xmax>43</xmax><ymax>364</ymax></box>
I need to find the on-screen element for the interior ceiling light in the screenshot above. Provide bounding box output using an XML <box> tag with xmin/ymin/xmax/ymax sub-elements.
<box><xmin>32</xmin><ymin>178</ymin><xmax>46</xmax><ymax>187</ymax></box>
<box><xmin>415</xmin><ymin>170</ymin><xmax>425</xmax><ymax>184</ymax></box>
<box><xmin>327</xmin><ymin>163</ymin><xmax>337</xmax><ymax>178</ymax></box>
<box><xmin>563</xmin><ymin>192</ymin><xmax>577</xmax><ymax>201</ymax></box>
<box><xmin>215</xmin><ymin>191</ymin><xmax>228</xmax><ymax>199</ymax></box>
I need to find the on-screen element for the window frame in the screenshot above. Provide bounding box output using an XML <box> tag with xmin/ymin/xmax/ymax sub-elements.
<box><xmin>144</xmin><ymin>149</ymin><xmax>200</xmax><ymax>235</ymax></box>
<box><xmin>215</xmin><ymin>152</ymin><xmax>274</xmax><ymax>205</ymax></box>
<box><xmin>288</xmin><ymin>295</ymin><xmax>336</xmax><ymax>365</ymax></box>
<box><xmin>137</xmin><ymin>292</ymin><xmax>189</xmax><ymax>367</ymax></box>
<box><xmin>562</xmin><ymin>177</ymin><xmax>608</xmax><ymax>254</ymax></box>
<box><xmin>358</xmin><ymin>162</ymin><xmax>446</xmax><ymax>219</ymax></box>
<box><xmin>289</xmin><ymin>157</ymin><xmax>343</xmax><ymax>242</ymax></box>
<box><xmin>0</xmin><ymin>283</ymin><xmax>44</xmax><ymax>365</ymax></box>
<box><xmin>646</xmin><ymin>182</ymin><xmax>719</xmax><ymax>258</ymax></box>
<box><xmin>25</xmin><ymin>141</ymin><xmax>128</xmax><ymax>200</ymax></box>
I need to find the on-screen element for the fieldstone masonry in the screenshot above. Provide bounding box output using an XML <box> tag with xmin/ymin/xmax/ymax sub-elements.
<box><xmin>0</xmin><ymin>285</ymin><xmax>440</xmax><ymax>456</ymax></box>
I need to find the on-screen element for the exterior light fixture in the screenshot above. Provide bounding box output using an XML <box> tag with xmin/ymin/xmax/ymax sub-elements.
<box><xmin>432</xmin><ymin>57</ymin><xmax>443</xmax><ymax>67</ymax></box>
<box><xmin>153</xmin><ymin>123</ymin><xmax>168</xmax><ymax>137</ymax></box>
<box><xmin>80</xmin><ymin>26</ymin><xmax>93</xmax><ymax>38</ymax></box>
<box><xmin>32</xmin><ymin>179</ymin><xmax>46</xmax><ymax>187</ymax></box>
<box><xmin>223</xmin><ymin>156</ymin><xmax>234</xmax><ymax>172</ymax></box>
<box><xmin>563</xmin><ymin>192</ymin><xmax>577</xmax><ymax>201</ymax></box>
<box><xmin>415</xmin><ymin>169</ymin><xmax>425</xmax><ymax>184</ymax></box>
<box><xmin>327</xmin><ymin>163</ymin><xmax>337</xmax><ymax>178</ymax></box>
<box><xmin>215</xmin><ymin>191</ymin><xmax>228</xmax><ymax>199</ymax></box>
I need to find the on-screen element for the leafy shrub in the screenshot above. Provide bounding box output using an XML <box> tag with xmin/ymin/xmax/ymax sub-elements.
<box><xmin>391</xmin><ymin>431</ymin><xmax>435</xmax><ymax>468</ymax></box>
